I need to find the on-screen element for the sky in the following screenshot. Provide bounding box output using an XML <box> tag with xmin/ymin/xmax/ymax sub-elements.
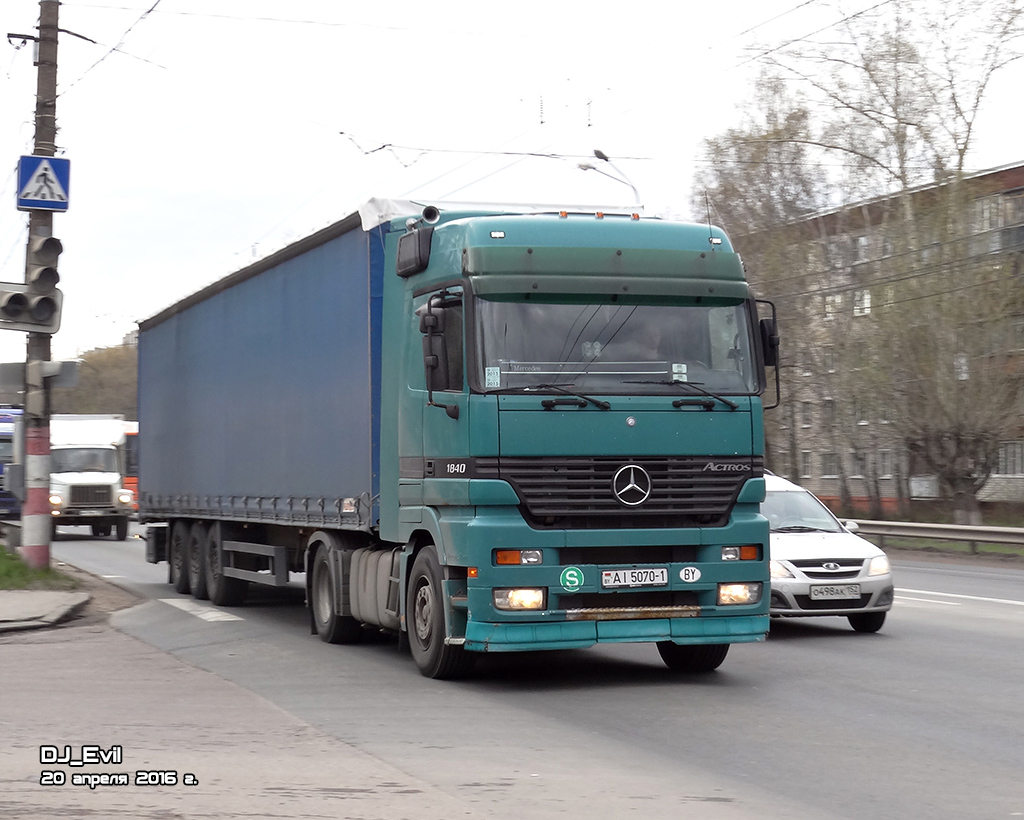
<box><xmin>1</xmin><ymin>0</ymin><xmax>1021</xmax><ymax>366</ymax></box>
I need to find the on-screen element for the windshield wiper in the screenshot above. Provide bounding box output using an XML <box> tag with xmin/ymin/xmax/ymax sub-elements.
<box><xmin>624</xmin><ymin>379</ymin><xmax>739</xmax><ymax>411</ymax></box>
<box><xmin>515</xmin><ymin>382</ymin><xmax>611</xmax><ymax>410</ymax></box>
<box><xmin>773</xmin><ymin>525</ymin><xmax>827</xmax><ymax>533</ymax></box>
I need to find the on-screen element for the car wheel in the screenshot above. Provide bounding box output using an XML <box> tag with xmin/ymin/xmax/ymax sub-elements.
<box><xmin>848</xmin><ymin>611</ymin><xmax>886</xmax><ymax>633</ymax></box>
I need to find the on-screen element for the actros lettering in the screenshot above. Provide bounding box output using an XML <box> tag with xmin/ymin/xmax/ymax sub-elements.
<box><xmin>702</xmin><ymin>462</ymin><xmax>752</xmax><ymax>472</ymax></box>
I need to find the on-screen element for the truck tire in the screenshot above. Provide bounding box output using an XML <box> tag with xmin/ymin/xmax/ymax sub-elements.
<box><xmin>310</xmin><ymin>547</ymin><xmax>361</xmax><ymax>644</ymax></box>
<box><xmin>204</xmin><ymin>524</ymin><xmax>248</xmax><ymax>607</ymax></box>
<box><xmin>115</xmin><ymin>518</ymin><xmax>129</xmax><ymax>541</ymax></box>
<box><xmin>407</xmin><ymin>546</ymin><xmax>475</xmax><ymax>680</ymax></box>
<box><xmin>169</xmin><ymin>520</ymin><xmax>191</xmax><ymax>594</ymax></box>
<box><xmin>657</xmin><ymin>641</ymin><xmax>729</xmax><ymax>673</ymax></box>
<box><xmin>187</xmin><ymin>521</ymin><xmax>209</xmax><ymax>600</ymax></box>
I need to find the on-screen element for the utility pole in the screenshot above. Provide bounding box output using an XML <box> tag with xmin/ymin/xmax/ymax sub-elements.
<box><xmin>20</xmin><ymin>0</ymin><xmax>60</xmax><ymax>569</ymax></box>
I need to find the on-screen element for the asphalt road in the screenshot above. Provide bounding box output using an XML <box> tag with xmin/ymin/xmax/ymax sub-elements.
<box><xmin>50</xmin><ymin>524</ymin><xmax>1024</xmax><ymax>820</ymax></box>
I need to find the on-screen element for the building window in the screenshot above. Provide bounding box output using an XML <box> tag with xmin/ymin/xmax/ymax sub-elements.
<box><xmin>801</xmin><ymin>450</ymin><xmax>812</xmax><ymax>479</ymax></box>
<box><xmin>801</xmin><ymin>401</ymin><xmax>812</xmax><ymax>428</ymax></box>
<box><xmin>852</xmin><ymin>397</ymin><xmax>868</xmax><ymax>425</ymax></box>
<box><xmin>851</xmin><ymin>451</ymin><xmax>866</xmax><ymax>478</ymax></box>
<box><xmin>997</xmin><ymin>442</ymin><xmax>1024</xmax><ymax>476</ymax></box>
<box><xmin>823</xmin><ymin>398</ymin><xmax>835</xmax><ymax>426</ymax></box>
<box><xmin>853</xmin><ymin>289</ymin><xmax>872</xmax><ymax>317</ymax></box>
<box><xmin>821</xmin><ymin>452</ymin><xmax>839</xmax><ymax>478</ymax></box>
<box><xmin>823</xmin><ymin>345</ymin><xmax>835</xmax><ymax>372</ymax></box>
<box><xmin>879</xmin><ymin>450</ymin><xmax>894</xmax><ymax>478</ymax></box>
<box><xmin>824</xmin><ymin>293</ymin><xmax>842</xmax><ymax>318</ymax></box>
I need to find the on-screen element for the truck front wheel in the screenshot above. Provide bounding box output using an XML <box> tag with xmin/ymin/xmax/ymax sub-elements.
<box><xmin>169</xmin><ymin>521</ymin><xmax>190</xmax><ymax>594</ymax></box>
<box><xmin>310</xmin><ymin>548</ymin><xmax>361</xmax><ymax>644</ymax></box>
<box><xmin>407</xmin><ymin>547</ymin><xmax>474</xmax><ymax>680</ymax></box>
<box><xmin>188</xmin><ymin>521</ymin><xmax>209</xmax><ymax>600</ymax></box>
<box><xmin>115</xmin><ymin>517</ymin><xmax>128</xmax><ymax>541</ymax></box>
<box><xmin>657</xmin><ymin>641</ymin><xmax>729</xmax><ymax>673</ymax></box>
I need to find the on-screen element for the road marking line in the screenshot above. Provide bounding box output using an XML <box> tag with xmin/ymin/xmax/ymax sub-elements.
<box><xmin>159</xmin><ymin>598</ymin><xmax>243</xmax><ymax>622</ymax></box>
<box><xmin>896</xmin><ymin>588</ymin><xmax>1024</xmax><ymax>607</ymax></box>
<box><xmin>895</xmin><ymin>596</ymin><xmax>960</xmax><ymax>606</ymax></box>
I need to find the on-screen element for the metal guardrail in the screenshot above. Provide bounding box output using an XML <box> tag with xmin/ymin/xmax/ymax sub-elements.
<box><xmin>849</xmin><ymin>519</ymin><xmax>1024</xmax><ymax>553</ymax></box>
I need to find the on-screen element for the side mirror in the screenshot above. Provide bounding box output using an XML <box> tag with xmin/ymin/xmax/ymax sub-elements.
<box><xmin>759</xmin><ymin>317</ymin><xmax>779</xmax><ymax>367</ymax></box>
<box><xmin>844</xmin><ymin>520</ymin><xmax>860</xmax><ymax>533</ymax></box>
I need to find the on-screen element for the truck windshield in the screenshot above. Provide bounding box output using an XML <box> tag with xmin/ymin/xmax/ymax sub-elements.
<box><xmin>474</xmin><ymin>300</ymin><xmax>758</xmax><ymax>394</ymax></box>
<box><xmin>51</xmin><ymin>447</ymin><xmax>118</xmax><ymax>473</ymax></box>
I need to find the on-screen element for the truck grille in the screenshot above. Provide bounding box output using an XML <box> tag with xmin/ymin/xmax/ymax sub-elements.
<box><xmin>476</xmin><ymin>455</ymin><xmax>761</xmax><ymax>529</ymax></box>
<box><xmin>70</xmin><ymin>485</ymin><xmax>112</xmax><ymax>506</ymax></box>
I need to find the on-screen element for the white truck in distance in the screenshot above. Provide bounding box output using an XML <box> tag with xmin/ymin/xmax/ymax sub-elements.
<box><xmin>49</xmin><ymin>414</ymin><xmax>134</xmax><ymax>540</ymax></box>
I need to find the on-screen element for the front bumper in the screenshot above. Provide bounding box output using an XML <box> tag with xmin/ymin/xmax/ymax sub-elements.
<box><xmin>769</xmin><ymin>576</ymin><xmax>894</xmax><ymax>617</ymax></box>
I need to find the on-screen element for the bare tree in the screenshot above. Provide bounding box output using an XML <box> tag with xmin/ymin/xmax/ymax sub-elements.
<box><xmin>52</xmin><ymin>344</ymin><xmax>137</xmax><ymax>419</ymax></box>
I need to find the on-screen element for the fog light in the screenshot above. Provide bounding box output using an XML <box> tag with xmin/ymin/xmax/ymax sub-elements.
<box><xmin>493</xmin><ymin>588</ymin><xmax>546</xmax><ymax>611</ymax></box>
<box><xmin>718</xmin><ymin>582</ymin><xmax>762</xmax><ymax>606</ymax></box>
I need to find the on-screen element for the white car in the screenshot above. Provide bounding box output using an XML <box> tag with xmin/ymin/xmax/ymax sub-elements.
<box><xmin>764</xmin><ymin>474</ymin><xmax>894</xmax><ymax>632</ymax></box>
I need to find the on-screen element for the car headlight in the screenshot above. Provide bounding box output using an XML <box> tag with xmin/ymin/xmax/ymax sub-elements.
<box><xmin>868</xmin><ymin>555</ymin><xmax>890</xmax><ymax>576</ymax></box>
<box><xmin>770</xmin><ymin>560</ymin><xmax>794</xmax><ymax>579</ymax></box>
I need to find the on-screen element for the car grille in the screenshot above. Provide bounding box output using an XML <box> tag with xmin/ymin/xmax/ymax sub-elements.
<box><xmin>476</xmin><ymin>455</ymin><xmax>762</xmax><ymax>529</ymax></box>
<box><xmin>789</xmin><ymin>558</ymin><xmax>864</xmax><ymax>580</ymax></box>
<box><xmin>69</xmin><ymin>485</ymin><xmax>112</xmax><ymax>506</ymax></box>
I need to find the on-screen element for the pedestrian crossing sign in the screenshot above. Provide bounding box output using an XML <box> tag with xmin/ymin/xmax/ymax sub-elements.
<box><xmin>16</xmin><ymin>155</ymin><xmax>70</xmax><ymax>212</ymax></box>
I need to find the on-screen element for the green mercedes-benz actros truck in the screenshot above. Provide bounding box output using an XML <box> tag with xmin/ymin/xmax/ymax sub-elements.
<box><xmin>139</xmin><ymin>200</ymin><xmax>779</xmax><ymax>679</ymax></box>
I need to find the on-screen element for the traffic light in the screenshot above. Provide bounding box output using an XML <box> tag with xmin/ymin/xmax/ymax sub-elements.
<box><xmin>0</xmin><ymin>235</ymin><xmax>63</xmax><ymax>333</ymax></box>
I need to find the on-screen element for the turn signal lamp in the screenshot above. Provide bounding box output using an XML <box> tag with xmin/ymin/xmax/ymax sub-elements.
<box><xmin>722</xmin><ymin>545</ymin><xmax>760</xmax><ymax>561</ymax></box>
<box><xmin>495</xmin><ymin>549</ymin><xmax>543</xmax><ymax>565</ymax></box>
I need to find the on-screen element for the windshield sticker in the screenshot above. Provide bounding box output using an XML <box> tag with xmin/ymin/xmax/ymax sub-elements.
<box><xmin>485</xmin><ymin>366</ymin><xmax>501</xmax><ymax>388</ymax></box>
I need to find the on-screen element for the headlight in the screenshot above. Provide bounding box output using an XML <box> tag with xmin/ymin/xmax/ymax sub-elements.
<box><xmin>868</xmin><ymin>555</ymin><xmax>890</xmax><ymax>576</ymax></box>
<box><xmin>48</xmin><ymin>494</ymin><xmax>63</xmax><ymax>507</ymax></box>
<box><xmin>769</xmin><ymin>560</ymin><xmax>794</xmax><ymax>579</ymax></box>
<box><xmin>493</xmin><ymin>588</ymin><xmax>546</xmax><ymax>611</ymax></box>
<box><xmin>718</xmin><ymin>582</ymin><xmax>762</xmax><ymax>606</ymax></box>
<box><xmin>118</xmin><ymin>490</ymin><xmax>133</xmax><ymax>505</ymax></box>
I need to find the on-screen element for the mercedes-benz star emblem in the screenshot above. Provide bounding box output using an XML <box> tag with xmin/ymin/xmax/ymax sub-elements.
<box><xmin>612</xmin><ymin>464</ymin><xmax>652</xmax><ymax>507</ymax></box>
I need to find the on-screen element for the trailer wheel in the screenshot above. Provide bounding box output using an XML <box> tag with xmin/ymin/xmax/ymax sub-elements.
<box><xmin>656</xmin><ymin>641</ymin><xmax>729</xmax><ymax>673</ymax></box>
<box><xmin>187</xmin><ymin>521</ymin><xmax>209</xmax><ymax>600</ymax></box>
<box><xmin>204</xmin><ymin>525</ymin><xmax>248</xmax><ymax>607</ymax></box>
<box><xmin>169</xmin><ymin>521</ymin><xmax>190</xmax><ymax>594</ymax></box>
<box><xmin>311</xmin><ymin>547</ymin><xmax>361</xmax><ymax>644</ymax></box>
<box><xmin>407</xmin><ymin>546</ymin><xmax>475</xmax><ymax>680</ymax></box>
<box><xmin>115</xmin><ymin>517</ymin><xmax>128</xmax><ymax>541</ymax></box>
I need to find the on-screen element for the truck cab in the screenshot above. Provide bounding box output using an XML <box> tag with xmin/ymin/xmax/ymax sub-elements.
<box><xmin>49</xmin><ymin>414</ymin><xmax>134</xmax><ymax>540</ymax></box>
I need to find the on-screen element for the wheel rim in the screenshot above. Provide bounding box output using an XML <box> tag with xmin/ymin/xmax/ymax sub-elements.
<box><xmin>413</xmin><ymin>580</ymin><xmax>434</xmax><ymax>645</ymax></box>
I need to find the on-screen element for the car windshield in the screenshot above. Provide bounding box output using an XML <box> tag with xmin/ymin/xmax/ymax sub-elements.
<box><xmin>474</xmin><ymin>300</ymin><xmax>758</xmax><ymax>394</ymax></box>
<box><xmin>51</xmin><ymin>447</ymin><xmax>118</xmax><ymax>473</ymax></box>
<box><xmin>762</xmin><ymin>489</ymin><xmax>844</xmax><ymax>533</ymax></box>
